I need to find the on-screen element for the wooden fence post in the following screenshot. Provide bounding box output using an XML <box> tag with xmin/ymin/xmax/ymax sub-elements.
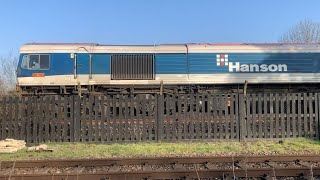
<box><xmin>314</xmin><ymin>93</ymin><xmax>320</xmax><ymax>140</ymax></box>
<box><xmin>157</xmin><ymin>94</ymin><xmax>164</xmax><ymax>141</ymax></box>
<box><xmin>1</xmin><ymin>97</ymin><xmax>7</xmax><ymax>140</ymax></box>
<box><xmin>316</xmin><ymin>93</ymin><xmax>320</xmax><ymax>140</ymax></box>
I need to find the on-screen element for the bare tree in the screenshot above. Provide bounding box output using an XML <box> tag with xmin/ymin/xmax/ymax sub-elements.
<box><xmin>0</xmin><ymin>53</ymin><xmax>18</xmax><ymax>94</ymax></box>
<box><xmin>279</xmin><ymin>19</ymin><xmax>320</xmax><ymax>43</ymax></box>
<box><xmin>0</xmin><ymin>78</ymin><xmax>5</xmax><ymax>96</ymax></box>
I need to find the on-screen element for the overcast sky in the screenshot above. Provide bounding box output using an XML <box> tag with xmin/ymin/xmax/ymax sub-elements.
<box><xmin>0</xmin><ymin>0</ymin><xmax>320</xmax><ymax>57</ymax></box>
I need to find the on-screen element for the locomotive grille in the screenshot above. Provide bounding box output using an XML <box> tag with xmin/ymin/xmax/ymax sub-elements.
<box><xmin>111</xmin><ymin>54</ymin><xmax>155</xmax><ymax>80</ymax></box>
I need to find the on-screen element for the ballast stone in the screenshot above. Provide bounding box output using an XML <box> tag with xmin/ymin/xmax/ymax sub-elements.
<box><xmin>0</xmin><ymin>139</ymin><xmax>26</xmax><ymax>153</ymax></box>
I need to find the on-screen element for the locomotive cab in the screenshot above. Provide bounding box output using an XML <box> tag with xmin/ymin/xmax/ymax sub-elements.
<box><xmin>17</xmin><ymin>54</ymin><xmax>52</xmax><ymax>93</ymax></box>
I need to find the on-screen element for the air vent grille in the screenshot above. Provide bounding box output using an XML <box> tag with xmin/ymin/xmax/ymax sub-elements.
<box><xmin>111</xmin><ymin>54</ymin><xmax>155</xmax><ymax>80</ymax></box>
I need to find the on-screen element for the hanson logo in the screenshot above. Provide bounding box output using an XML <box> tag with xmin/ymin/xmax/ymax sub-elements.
<box><xmin>216</xmin><ymin>54</ymin><xmax>288</xmax><ymax>72</ymax></box>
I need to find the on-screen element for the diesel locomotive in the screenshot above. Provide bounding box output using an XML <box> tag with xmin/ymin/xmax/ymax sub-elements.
<box><xmin>16</xmin><ymin>43</ymin><xmax>320</xmax><ymax>94</ymax></box>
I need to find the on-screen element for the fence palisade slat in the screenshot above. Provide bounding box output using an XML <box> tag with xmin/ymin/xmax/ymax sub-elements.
<box><xmin>148</xmin><ymin>95</ymin><xmax>153</xmax><ymax>140</ymax></box>
<box><xmin>1</xmin><ymin>97</ymin><xmax>7</xmax><ymax>139</ymax></box>
<box><xmin>316</xmin><ymin>93</ymin><xmax>320</xmax><ymax>140</ymax></box>
<box><xmin>166</xmin><ymin>95</ymin><xmax>170</xmax><ymax>140</ymax></box>
<box><xmin>124</xmin><ymin>95</ymin><xmax>129</xmax><ymax>141</ymax></box>
<box><xmin>154</xmin><ymin>95</ymin><xmax>158</xmax><ymax>141</ymax></box>
<box><xmin>107</xmin><ymin>95</ymin><xmax>111</xmax><ymax>143</ymax></box>
<box><xmin>81</xmin><ymin>96</ymin><xmax>86</xmax><ymax>142</ymax></box>
<box><xmin>88</xmin><ymin>95</ymin><xmax>93</xmax><ymax>142</ymax></box>
<box><xmin>158</xmin><ymin>95</ymin><xmax>164</xmax><ymax>141</ymax></box>
<box><xmin>48</xmin><ymin>96</ymin><xmax>54</xmax><ymax>142</ymax></box>
<box><xmin>169</xmin><ymin>95</ymin><xmax>174</xmax><ymax>140</ymax></box>
<box><xmin>297</xmin><ymin>93</ymin><xmax>302</xmax><ymax>137</ymax></box>
<box><xmin>26</xmin><ymin>97</ymin><xmax>32</xmax><ymax>143</ymax></box>
<box><xmin>75</xmin><ymin>95</ymin><xmax>81</xmax><ymax>142</ymax></box>
<box><xmin>308</xmin><ymin>93</ymin><xmax>313</xmax><ymax>138</ymax></box>
<box><xmin>207</xmin><ymin>95</ymin><xmax>211</xmax><ymax>139</ymax></box>
<box><xmin>280</xmin><ymin>94</ymin><xmax>285</xmax><ymax>138</ymax></box>
<box><xmin>303</xmin><ymin>93</ymin><xmax>308</xmax><ymax>137</ymax></box>
<box><xmin>286</xmin><ymin>94</ymin><xmax>290</xmax><ymax>138</ymax></box>
<box><xmin>63</xmin><ymin>96</ymin><xmax>68</xmax><ymax>142</ymax></box>
<box><xmin>269</xmin><ymin>93</ymin><xmax>274</xmax><ymax>138</ymax></box>
<box><xmin>14</xmin><ymin>97</ymin><xmax>19</xmax><ymax>139</ymax></box>
<box><xmin>230</xmin><ymin>94</ymin><xmax>235</xmax><ymax>139</ymax></box>
<box><xmin>8</xmin><ymin>97</ymin><xmax>13</xmax><ymax>138</ymax></box>
<box><xmin>263</xmin><ymin>93</ymin><xmax>268</xmax><ymax>138</ymax></box>
<box><xmin>111</xmin><ymin>95</ymin><xmax>115</xmax><ymax>141</ymax></box>
<box><xmin>204</xmin><ymin>95</ymin><xmax>208</xmax><ymax>139</ymax></box>
<box><xmin>20</xmin><ymin>97</ymin><xmax>26</xmax><ymax>140</ymax></box>
<box><xmin>224</xmin><ymin>95</ymin><xmax>229</xmax><ymax>139</ymax></box>
<box><xmin>99</xmin><ymin>95</ymin><xmax>103</xmax><ymax>142</ymax></box>
<box><xmin>172</xmin><ymin>95</ymin><xmax>178</xmax><ymax>140</ymax></box>
<box><xmin>213</xmin><ymin>94</ymin><xmax>217</xmax><ymax>139</ymax></box>
<box><xmin>246</xmin><ymin>94</ymin><xmax>251</xmax><ymax>138</ymax></box>
<box><xmin>275</xmin><ymin>93</ymin><xmax>280</xmax><ymax>138</ymax></box>
<box><xmin>32</xmin><ymin>96</ymin><xmax>37</xmax><ymax>143</ymax></box>
<box><xmin>195</xmin><ymin>94</ymin><xmax>200</xmax><ymax>139</ymax></box>
<box><xmin>69</xmin><ymin>96</ymin><xmax>75</xmax><ymax>142</ymax></box>
<box><xmin>119</xmin><ymin>95</ymin><xmax>124</xmax><ymax>141</ymax></box>
<box><xmin>142</xmin><ymin>95</ymin><xmax>146</xmax><ymax>141</ymax></box>
<box><xmin>170</xmin><ymin>95</ymin><xmax>175</xmax><ymax>140</ymax></box>
<box><xmin>137</xmin><ymin>95</ymin><xmax>142</xmax><ymax>141</ymax></box>
<box><xmin>258</xmin><ymin>93</ymin><xmax>262</xmax><ymax>138</ymax></box>
<box><xmin>239</xmin><ymin>94</ymin><xmax>245</xmax><ymax>140</ymax></box>
<box><xmin>218</xmin><ymin>94</ymin><xmax>223</xmax><ymax>139</ymax></box>
<box><xmin>57</xmin><ymin>96</ymin><xmax>62</xmax><ymax>142</ymax></box>
<box><xmin>101</xmin><ymin>96</ymin><xmax>106</xmax><ymax>142</ymax></box>
<box><xmin>130</xmin><ymin>94</ymin><xmax>135</xmax><ymax>141</ymax></box>
<box><xmin>52</xmin><ymin>96</ymin><xmax>57</xmax><ymax>142</ymax></box>
<box><xmin>38</xmin><ymin>96</ymin><xmax>44</xmax><ymax>143</ymax></box>
<box><xmin>94</xmin><ymin>96</ymin><xmax>99</xmax><ymax>142</ymax></box>
<box><xmin>185</xmin><ymin>95</ymin><xmax>189</xmax><ymax>139</ymax></box>
<box><xmin>292</xmin><ymin>94</ymin><xmax>297</xmax><ymax>138</ymax></box>
<box><xmin>252</xmin><ymin>94</ymin><xmax>256</xmax><ymax>138</ymax></box>
<box><xmin>177</xmin><ymin>95</ymin><xmax>182</xmax><ymax>140</ymax></box>
<box><xmin>187</xmin><ymin>95</ymin><xmax>191</xmax><ymax>140</ymax></box>
<box><xmin>235</xmin><ymin>94</ymin><xmax>240</xmax><ymax>140</ymax></box>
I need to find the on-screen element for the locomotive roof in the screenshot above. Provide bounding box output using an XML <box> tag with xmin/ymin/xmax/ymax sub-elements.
<box><xmin>20</xmin><ymin>43</ymin><xmax>320</xmax><ymax>53</ymax></box>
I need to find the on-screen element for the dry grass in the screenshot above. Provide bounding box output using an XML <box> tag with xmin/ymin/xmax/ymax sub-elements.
<box><xmin>1</xmin><ymin>138</ymin><xmax>320</xmax><ymax>161</ymax></box>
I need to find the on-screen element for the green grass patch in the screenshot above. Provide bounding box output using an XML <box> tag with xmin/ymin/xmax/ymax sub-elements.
<box><xmin>1</xmin><ymin>138</ymin><xmax>320</xmax><ymax>161</ymax></box>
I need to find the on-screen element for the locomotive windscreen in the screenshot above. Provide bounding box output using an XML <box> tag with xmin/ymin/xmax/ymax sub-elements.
<box><xmin>111</xmin><ymin>54</ymin><xmax>155</xmax><ymax>80</ymax></box>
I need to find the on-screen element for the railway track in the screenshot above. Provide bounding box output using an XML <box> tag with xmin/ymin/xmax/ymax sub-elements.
<box><xmin>1</xmin><ymin>155</ymin><xmax>320</xmax><ymax>179</ymax></box>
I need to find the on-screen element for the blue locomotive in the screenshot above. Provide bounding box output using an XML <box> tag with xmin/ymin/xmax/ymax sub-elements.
<box><xmin>16</xmin><ymin>43</ymin><xmax>320</xmax><ymax>94</ymax></box>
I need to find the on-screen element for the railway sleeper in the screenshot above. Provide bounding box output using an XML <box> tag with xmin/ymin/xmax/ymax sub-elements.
<box><xmin>108</xmin><ymin>164</ymin><xmax>120</xmax><ymax>172</ymax></box>
<box><xmin>171</xmin><ymin>162</ymin><xmax>185</xmax><ymax>171</ymax></box>
<box><xmin>142</xmin><ymin>162</ymin><xmax>152</xmax><ymax>171</ymax></box>
<box><xmin>204</xmin><ymin>162</ymin><xmax>218</xmax><ymax>170</ymax></box>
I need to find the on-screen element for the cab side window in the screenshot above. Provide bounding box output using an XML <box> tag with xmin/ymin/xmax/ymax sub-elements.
<box><xmin>21</xmin><ymin>55</ymin><xmax>29</xmax><ymax>69</ymax></box>
<box><xmin>29</xmin><ymin>55</ymin><xmax>40</xmax><ymax>69</ymax></box>
<box><xmin>22</xmin><ymin>54</ymin><xmax>50</xmax><ymax>70</ymax></box>
<box><xmin>40</xmin><ymin>55</ymin><xmax>50</xmax><ymax>69</ymax></box>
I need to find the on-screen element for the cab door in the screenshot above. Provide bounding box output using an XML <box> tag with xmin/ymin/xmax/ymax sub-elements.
<box><xmin>76</xmin><ymin>53</ymin><xmax>90</xmax><ymax>84</ymax></box>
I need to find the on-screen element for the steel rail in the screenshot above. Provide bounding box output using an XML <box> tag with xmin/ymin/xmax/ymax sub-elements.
<box><xmin>1</xmin><ymin>155</ymin><xmax>320</xmax><ymax>180</ymax></box>
<box><xmin>1</xmin><ymin>168</ymin><xmax>319</xmax><ymax>180</ymax></box>
<box><xmin>1</xmin><ymin>155</ymin><xmax>320</xmax><ymax>168</ymax></box>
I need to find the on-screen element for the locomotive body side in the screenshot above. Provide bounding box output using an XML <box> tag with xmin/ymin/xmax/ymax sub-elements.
<box><xmin>16</xmin><ymin>43</ymin><xmax>320</xmax><ymax>94</ymax></box>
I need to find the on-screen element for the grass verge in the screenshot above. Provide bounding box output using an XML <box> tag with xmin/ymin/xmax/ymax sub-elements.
<box><xmin>1</xmin><ymin>138</ymin><xmax>320</xmax><ymax>161</ymax></box>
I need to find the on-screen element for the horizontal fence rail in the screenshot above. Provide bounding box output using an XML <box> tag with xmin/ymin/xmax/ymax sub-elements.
<box><xmin>0</xmin><ymin>93</ymin><xmax>319</xmax><ymax>143</ymax></box>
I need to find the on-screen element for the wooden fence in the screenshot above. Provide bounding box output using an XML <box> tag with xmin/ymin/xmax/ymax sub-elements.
<box><xmin>0</xmin><ymin>93</ymin><xmax>319</xmax><ymax>143</ymax></box>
